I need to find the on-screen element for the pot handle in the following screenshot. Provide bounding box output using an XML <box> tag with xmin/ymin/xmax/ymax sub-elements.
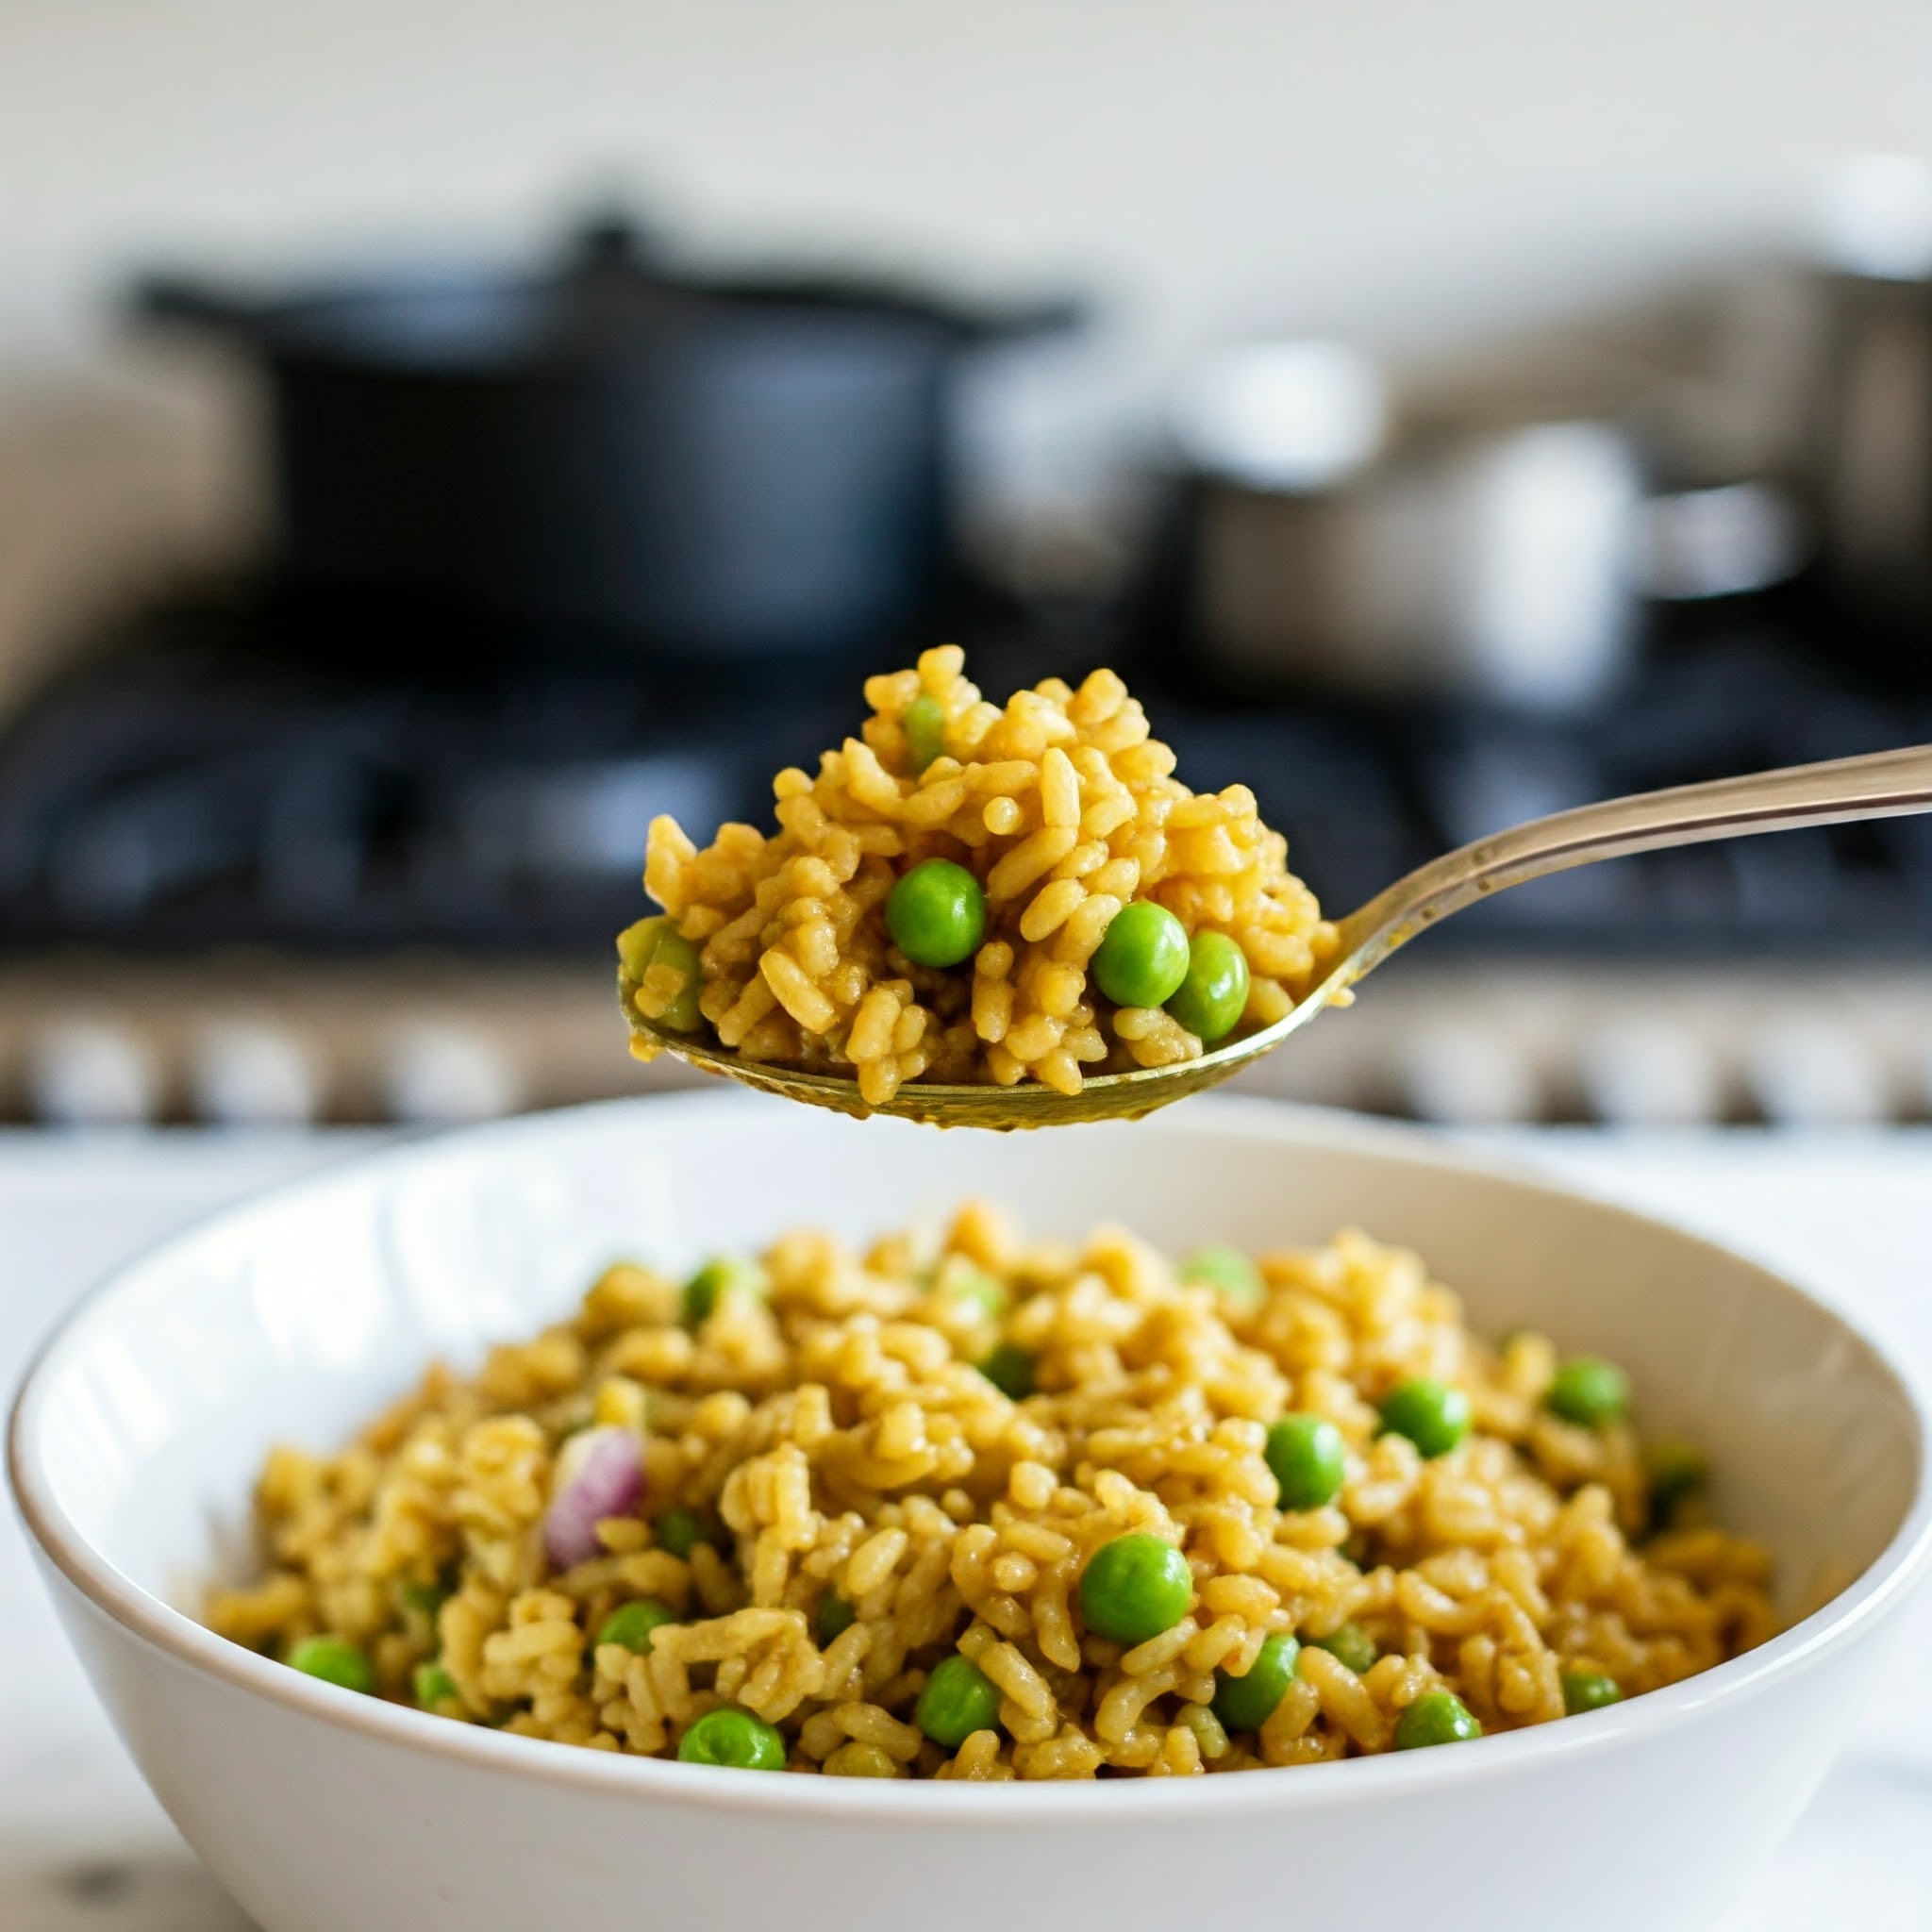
<box><xmin>950</xmin><ymin>293</ymin><xmax>1088</xmax><ymax>345</ymax></box>
<box><xmin>128</xmin><ymin>273</ymin><xmax>262</xmax><ymax>335</ymax></box>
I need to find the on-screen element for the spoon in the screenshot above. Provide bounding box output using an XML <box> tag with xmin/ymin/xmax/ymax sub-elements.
<box><xmin>621</xmin><ymin>741</ymin><xmax>1932</xmax><ymax>1130</ymax></box>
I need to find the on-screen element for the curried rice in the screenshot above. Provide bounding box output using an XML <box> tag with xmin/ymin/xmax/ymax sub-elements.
<box><xmin>208</xmin><ymin>1207</ymin><xmax>1776</xmax><ymax>1777</ymax></box>
<box><xmin>627</xmin><ymin>648</ymin><xmax>1336</xmax><ymax>1103</ymax></box>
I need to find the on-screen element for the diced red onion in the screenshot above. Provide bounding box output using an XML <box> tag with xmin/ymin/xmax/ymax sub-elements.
<box><xmin>542</xmin><ymin>1425</ymin><xmax>643</xmax><ymax>1571</ymax></box>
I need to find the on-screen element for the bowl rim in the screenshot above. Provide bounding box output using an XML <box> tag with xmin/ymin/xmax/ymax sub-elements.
<box><xmin>10</xmin><ymin>1091</ymin><xmax>1932</xmax><ymax>1823</ymax></box>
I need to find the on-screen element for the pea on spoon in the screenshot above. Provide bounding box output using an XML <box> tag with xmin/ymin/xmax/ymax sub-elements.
<box><xmin>620</xmin><ymin>741</ymin><xmax>1932</xmax><ymax>1130</ymax></box>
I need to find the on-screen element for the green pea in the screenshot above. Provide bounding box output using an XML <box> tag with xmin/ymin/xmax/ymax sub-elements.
<box><xmin>1546</xmin><ymin>1357</ymin><xmax>1631</xmax><ymax>1428</ymax></box>
<box><xmin>1163</xmin><ymin>930</ymin><xmax>1250</xmax><ymax>1043</ymax></box>
<box><xmin>1210</xmin><ymin>1632</ymin><xmax>1300</xmax><ymax>1732</ymax></box>
<box><xmin>616</xmin><ymin>913</ymin><xmax>665</xmax><ymax>977</ymax></box>
<box><xmin>412</xmin><ymin>1661</ymin><xmax>459</xmax><ymax>1710</ymax></box>
<box><xmin>903</xmin><ymin>693</ymin><xmax>949</xmax><ymax>774</ymax></box>
<box><xmin>1091</xmin><ymin>900</ymin><xmax>1191</xmax><ymax>1009</ymax></box>
<box><xmin>683</xmin><ymin>1257</ymin><xmax>764</xmax><ymax>1327</ymax></box>
<box><xmin>617</xmin><ymin>915</ymin><xmax>703</xmax><ymax>1031</ymax></box>
<box><xmin>1378</xmin><ymin>1379</ymin><xmax>1471</xmax><ymax>1459</ymax></box>
<box><xmin>1645</xmin><ymin>1437</ymin><xmax>1707</xmax><ymax>1524</ymax></box>
<box><xmin>657</xmin><ymin>1506</ymin><xmax>725</xmax><ymax>1560</ymax></box>
<box><xmin>677</xmin><ymin>1705</ymin><xmax>787</xmax><ymax>1770</ymax></box>
<box><xmin>400</xmin><ymin>1578</ymin><xmax>449</xmax><ymax>1624</ymax></box>
<box><xmin>949</xmin><ymin>1267</ymin><xmax>1007</xmax><ymax>1320</ymax></box>
<box><xmin>885</xmin><ymin>858</ymin><xmax>987</xmax><ymax>968</ymax></box>
<box><xmin>1078</xmin><ymin>1533</ymin><xmax>1194</xmax><ymax>1645</ymax></box>
<box><xmin>1309</xmin><ymin>1623</ymin><xmax>1378</xmax><ymax>1674</ymax></box>
<box><xmin>816</xmin><ymin>1593</ymin><xmax>857</xmax><ymax>1646</ymax></box>
<box><xmin>1560</xmin><ymin>1668</ymin><xmax>1624</xmax><ymax>1715</ymax></box>
<box><xmin>977</xmin><ymin>1341</ymin><xmax>1037</xmax><ymax>1400</ymax></box>
<box><xmin>1392</xmin><ymin>1690</ymin><xmax>1483</xmax><ymax>1749</ymax></box>
<box><xmin>595</xmin><ymin>1598</ymin><xmax>677</xmax><ymax>1655</ymax></box>
<box><xmin>914</xmin><ymin>1653</ymin><xmax>1004</xmax><ymax>1748</ymax></box>
<box><xmin>1264</xmin><ymin>1414</ymin><xmax>1348</xmax><ymax>1511</ymax></box>
<box><xmin>1180</xmin><ymin>1245</ymin><xmax>1264</xmax><ymax>1305</ymax></box>
<box><xmin>287</xmin><ymin>1636</ymin><xmax>375</xmax><ymax>1694</ymax></box>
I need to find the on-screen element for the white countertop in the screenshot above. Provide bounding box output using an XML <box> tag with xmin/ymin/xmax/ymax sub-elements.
<box><xmin>4</xmin><ymin>1124</ymin><xmax>1930</xmax><ymax>1931</ymax></box>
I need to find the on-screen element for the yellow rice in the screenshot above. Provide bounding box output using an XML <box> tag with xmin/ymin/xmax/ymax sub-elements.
<box><xmin>635</xmin><ymin>648</ymin><xmax>1336</xmax><ymax>1103</ymax></box>
<box><xmin>208</xmin><ymin>1207</ymin><xmax>1775</xmax><ymax>1777</ymax></box>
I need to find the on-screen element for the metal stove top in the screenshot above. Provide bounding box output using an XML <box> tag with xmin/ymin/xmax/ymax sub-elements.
<box><xmin>0</xmin><ymin>585</ymin><xmax>861</xmax><ymax>952</ymax></box>
<box><xmin>2</xmin><ymin>587</ymin><xmax>1928</xmax><ymax>962</ymax></box>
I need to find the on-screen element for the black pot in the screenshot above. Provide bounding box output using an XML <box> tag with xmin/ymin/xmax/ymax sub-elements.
<box><xmin>139</xmin><ymin>222</ymin><xmax>1078</xmax><ymax>658</ymax></box>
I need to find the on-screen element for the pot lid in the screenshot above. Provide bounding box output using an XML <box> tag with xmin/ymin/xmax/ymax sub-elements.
<box><xmin>136</xmin><ymin>213</ymin><xmax>1081</xmax><ymax>375</ymax></box>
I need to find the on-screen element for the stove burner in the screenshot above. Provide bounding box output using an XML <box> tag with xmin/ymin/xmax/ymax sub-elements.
<box><xmin>0</xmin><ymin>585</ymin><xmax>874</xmax><ymax>951</ymax></box>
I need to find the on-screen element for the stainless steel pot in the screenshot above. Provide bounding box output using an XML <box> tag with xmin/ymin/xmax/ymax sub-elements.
<box><xmin>1807</xmin><ymin>270</ymin><xmax>1932</xmax><ymax>638</ymax></box>
<box><xmin>1174</xmin><ymin>340</ymin><xmax>1804</xmax><ymax>712</ymax></box>
<box><xmin>1187</xmin><ymin>417</ymin><xmax>1645</xmax><ymax>711</ymax></box>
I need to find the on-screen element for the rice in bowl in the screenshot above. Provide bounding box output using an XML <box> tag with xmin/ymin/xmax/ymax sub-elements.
<box><xmin>207</xmin><ymin>1206</ymin><xmax>1775</xmax><ymax>1779</ymax></box>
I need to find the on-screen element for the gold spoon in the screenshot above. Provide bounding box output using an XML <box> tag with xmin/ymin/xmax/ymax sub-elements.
<box><xmin>622</xmin><ymin>741</ymin><xmax>1932</xmax><ymax>1130</ymax></box>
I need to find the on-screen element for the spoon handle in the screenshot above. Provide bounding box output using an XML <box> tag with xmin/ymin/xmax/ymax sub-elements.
<box><xmin>1336</xmin><ymin>741</ymin><xmax>1932</xmax><ymax>975</ymax></box>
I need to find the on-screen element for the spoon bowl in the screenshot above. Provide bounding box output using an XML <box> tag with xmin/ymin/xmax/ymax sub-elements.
<box><xmin>622</xmin><ymin>740</ymin><xmax>1932</xmax><ymax>1128</ymax></box>
<box><xmin>620</xmin><ymin>954</ymin><xmax>1345</xmax><ymax>1128</ymax></box>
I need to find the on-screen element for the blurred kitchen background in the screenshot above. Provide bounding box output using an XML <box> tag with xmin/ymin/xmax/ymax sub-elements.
<box><xmin>1</xmin><ymin>0</ymin><xmax>1930</xmax><ymax>1133</ymax></box>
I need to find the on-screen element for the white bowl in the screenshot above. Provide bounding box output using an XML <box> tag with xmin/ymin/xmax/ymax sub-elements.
<box><xmin>10</xmin><ymin>1095</ymin><xmax>1930</xmax><ymax>1932</ymax></box>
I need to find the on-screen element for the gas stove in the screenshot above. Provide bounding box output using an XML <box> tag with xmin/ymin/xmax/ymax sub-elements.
<box><xmin>0</xmin><ymin>582</ymin><xmax>877</xmax><ymax>954</ymax></box>
<box><xmin>0</xmin><ymin>583</ymin><xmax>1926</xmax><ymax>1127</ymax></box>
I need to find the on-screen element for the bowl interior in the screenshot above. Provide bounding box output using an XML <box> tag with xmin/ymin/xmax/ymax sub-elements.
<box><xmin>20</xmin><ymin>1096</ymin><xmax>1925</xmax><ymax>1625</ymax></box>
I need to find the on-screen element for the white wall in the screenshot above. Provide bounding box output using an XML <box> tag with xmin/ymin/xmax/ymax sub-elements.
<box><xmin>3</xmin><ymin>0</ymin><xmax>1927</xmax><ymax>378</ymax></box>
